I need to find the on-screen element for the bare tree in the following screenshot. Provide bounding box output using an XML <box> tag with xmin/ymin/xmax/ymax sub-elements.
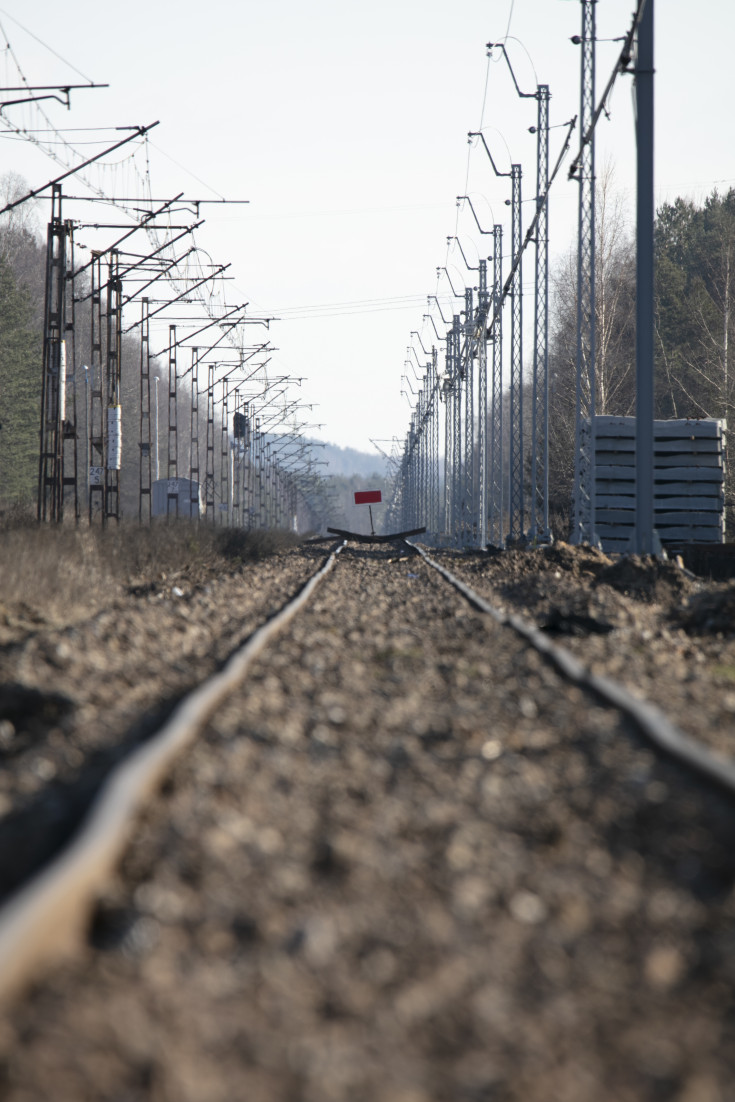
<box><xmin>546</xmin><ymin>167</ymin><xmax>636</xmax><ymax>529</ymax></box>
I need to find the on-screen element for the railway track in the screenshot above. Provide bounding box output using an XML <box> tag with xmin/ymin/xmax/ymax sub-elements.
<box><xmin>1</xmin><ymin>539</ymin><xmax>734</xmax><ymax>1101</ymax></box>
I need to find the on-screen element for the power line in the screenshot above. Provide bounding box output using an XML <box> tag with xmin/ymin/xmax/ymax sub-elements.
<box><xmin>0</xmin><ymin>9</ymin><xmax>96</xmax><ymax>83</ymax></box>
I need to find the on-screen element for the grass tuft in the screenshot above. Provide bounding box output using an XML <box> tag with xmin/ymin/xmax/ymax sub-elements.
<box><xmin>0</xmin><ymin>517</ymin><xmax>301</xmax><ymax>622</ymax></box>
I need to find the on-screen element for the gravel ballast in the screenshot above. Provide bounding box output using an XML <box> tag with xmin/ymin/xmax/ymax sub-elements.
<box><xmin>0</xmin><ymin>543</ymin><xmax>734</xmax><ymax>1101</ymax></box>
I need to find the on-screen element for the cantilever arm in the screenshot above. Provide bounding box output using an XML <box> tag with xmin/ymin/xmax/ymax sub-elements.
<box><xmin>485</xmin><ymin>42</ymin><xmax>535</xmax><ymax>98</ymax></box>
<box><xmin>456</xmin><ymin>196</ymin><xmax>493</xmax><ymax>235</ymax></box>
<box><xmin>427</xmin><ymin>295</ymin><xmax>451</xmax><ymax>326</ymax></box>
<box><xmin>411</xmin><ymin>330</ymin><xmax>430</xmax><ymax>356</ymax></box>
<box><xmin>437</xmin><ymin>266</ymin><xmax>464</xmax><ymax>299</ymax></box>
<box><xmin>448</xmin><ymin>236</ymin><xmax>484</xmax><ymax>272</ymax></box>
<box><xmin>423</xmin><ymin>313</ymin><xmax>445</xmax><ymax>342</ymax></box>
<box><xmin>467</xmin><ymin>131</ymin><xmax>511</xmax><ymax>178</ymax></box>
<box><xmin>407</xmin><ymin>345</ymin><xmax>426</xmax><ymax>374</ymax></box>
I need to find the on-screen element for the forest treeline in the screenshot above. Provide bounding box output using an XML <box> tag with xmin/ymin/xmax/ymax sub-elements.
<box><xmin>0</xmin><ymin>175</ymin><xmax>45</xmax><ymax>506</ymax></box>
<box><xmin>1</xmin><ymin>172</ymin><xmax>734</xmax><ymax>525</ymax></box>
<box><xmin>0</xmin><ymin>173</ymin><xmax>224</xmax><ymax>519</ymax></box>
<box><xmin>548</xmin><ymin>181</ymin><xmax>735</xmax><ymax>527</ymax></box>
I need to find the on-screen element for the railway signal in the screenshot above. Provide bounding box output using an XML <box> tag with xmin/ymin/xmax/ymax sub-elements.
<box><xmin>354</xmin><ymin>489</ymin><xmax>382</xmax><ymax>536</ymax></box>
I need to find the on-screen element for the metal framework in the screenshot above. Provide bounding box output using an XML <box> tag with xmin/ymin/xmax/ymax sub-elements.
<box><xmin>138</xmin><ymin>297</ymin><xmax>152</xmax><ymax>521</ymax></box>
<box><xmin>571</xmin><ymin>0</ymin><xmax>597</xmax><ymax>544</ymax></box>
<box><xmin>231</xmin><ymin>386</ymin><xmax>241</xmax><ymax>528</ymax></box>
<box><xmin>442</xmin><ymin>334</ymin><xmax>453</xmax><ymax>540</ymax></box>
<box><xmin>476</xmin><ymin>259</ymin><xmax>489</xmax><ymax>547</ymax></box>
<box><xmin>37</xmin><ymin>185</ymin><xmax>76</xmax><ymax>522</ymax></box>
<box><xmin>166</xmin><ymin>325</ymin><xmax>179</xmax><ymax>516</ymax></box>
<box><xmin>462</xmin><ymin>287</ymin><xmax>474</xmax><ymax>543</ymax></box>
<box><xmin>387</xmin><ymin>3</ymin><xmax>659</xmax><ymax>555</ymax></box>
<box><xmin>88</xmin><ymin>251</ymin><xmax>105</xmax><ymax>521</ymax></box>
<box><xmin>634</xmin><ymin>0</ymin><xmax>656</xmax><ymax>553</ymax></box>
<box><xmin>219</xmin><ymin>380</ymin><xmax>230</xmax><ymax>524</ymax></box>
<box><xmin>188</xmin><ymin>349</ymin><xmax>201</xmax><ymax>516</ymax></box>
<box><xmin>530</xmin><ymin>86</ymin><xmax>551</xmax><ymax>542</ymax></box>
<box><xmin>27</xmin><ymin>184</ymin><xmax>318</xmax><ymax>534</ymax></box>
<box><xmin>204</xmin><ymin>363</ymin><xmax>216</xmax><ymax>521</ymax></box>
<box><xmin>451</xmin><ymin>315</ymin><xmax>462</xmax><ymax>542</ymax></box>
<box><xmin>507</xmin><ymin>163</ymin><xmax>524</xmax><ymax>542</ymax></box>
<box><xmin>489</xmin><ymin>225</ymin><xmax>504</xmax><ymax>546</ymax></box>
<box><xmin>104</xmin><ymin>252</ymin><xmax>123</xmax><ymax>522</ymax></box>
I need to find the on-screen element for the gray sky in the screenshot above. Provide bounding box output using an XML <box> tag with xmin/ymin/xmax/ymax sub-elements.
<box><xmin>1</xmin><ymin>1</ymin><xmax>733</xmax><ymax>455</ymax></box>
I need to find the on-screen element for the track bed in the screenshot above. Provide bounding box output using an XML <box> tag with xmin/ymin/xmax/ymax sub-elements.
<box><xmin>1</xmin><ymin>542</ymin><xmax>734</xmax><ymax>1101</ymax></box>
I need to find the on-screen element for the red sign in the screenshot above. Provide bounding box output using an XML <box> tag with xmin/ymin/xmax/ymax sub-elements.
<box><xmin>354</xmin><ymin>490</ymin><xmax>382</xmax><ymax>505</ymax></box>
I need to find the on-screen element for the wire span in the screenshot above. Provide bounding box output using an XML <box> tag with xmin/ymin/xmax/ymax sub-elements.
<box><xmin>567</xmin><ymin>0</ymin><xmax>647</xmax><ymax>181</ymax></box>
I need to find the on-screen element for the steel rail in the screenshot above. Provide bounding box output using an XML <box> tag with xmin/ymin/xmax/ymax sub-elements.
<box><xmin>0</xmin><ymin>541</ymin><xmax>346</xmax><ymax>1002</ymax></box>
<box><xmin>408</xmin><ymin>542</ymin><xmax>735</xmax><ymax>798</ymax></box>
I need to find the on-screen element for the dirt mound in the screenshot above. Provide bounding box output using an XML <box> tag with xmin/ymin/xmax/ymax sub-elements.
<box><xmin>541</xmin><ymin>541</ymin><xmax>612</xmax><ymax>577</ymax></box>
<box><xmin>595</xmin><ymin>555</ymin><xmax>696</xmax><ymax>605</ymax></box>
<box><xmin>455</xmin><ymin>543</ymin><xmax>613</xmax><ymax>587</ymax></box>
<box><xmin>672</xmin><ymin>581</ymin><xmax>735</xmax><ymax>636</ymax></box>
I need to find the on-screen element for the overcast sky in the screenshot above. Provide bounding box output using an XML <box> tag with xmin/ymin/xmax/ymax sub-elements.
<box><xmin>1</xmin><ymin>1</ymin><xmax>733</xmax><ymax>456</ymax></box>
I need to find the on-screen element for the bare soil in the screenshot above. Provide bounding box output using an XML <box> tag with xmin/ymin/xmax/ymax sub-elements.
<box><xmin>0</xmin><ymin>536</ymin><xmax>734</xmax><ymax>1101</ymax></box>
<box><xmin>432</xmin><ymin>543</ymin><xmax>735</xmax><ymax>761</ymax></box>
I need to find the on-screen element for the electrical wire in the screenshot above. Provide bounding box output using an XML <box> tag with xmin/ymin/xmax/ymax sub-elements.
<box><xmin>489</xmin><ymin>0</ymin><xmax>516</xmax><ymax>53</ymax></box>
<box><xmin>0</xmin><ymin>7</ymin><xmax>96</xmax><ymax>83</ymax></box>
<box><xmin>503</xmin><ymin>0</ymin><xmax>515</xmax><ymax>42</ymax></box>
<box><xmin>267</xmin><ymin>295</ymin><xmax>427</xmax><ymax>322</ymax></box>
<box><xmin>146</xmin><ymin>139</ymin><xmax>226</xmax><ymax>202</ymax></box>
<box><xmin>501</xmin><ymin>35</ymin><xmax>540</xmax><ymax>89</ymax></box>
<box><xmin>0</xmin><ymin>135</ymin><xmax>125</xmax><ymax>145</ymax></box>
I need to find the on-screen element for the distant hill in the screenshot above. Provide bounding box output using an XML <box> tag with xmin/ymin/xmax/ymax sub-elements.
<box><xmin>301</xmin><ymin>441</ymin><xmax>391</xmax><ymax>530</ymax></box>
<box><xmin>315</xmin><ymin>441</ymin><xmax>388</xmax><ymax>478</ymax></box>
<box><xmin>325</xmin><ymin>472</ymin><xmax>392</xmax><ymax>533</ymax></box>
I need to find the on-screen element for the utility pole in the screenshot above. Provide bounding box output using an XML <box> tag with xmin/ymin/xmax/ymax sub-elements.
<box><xmin>462</xmin><ymin>287</ymin><xmax>474</xmax><ymax>545</ymax></box>
<box><xmin>508</xmin><ymin>163</ymin><xmax>524</xmax><ymax>543</ymax></box>
<box><xmin>37</xmin><ymin>185</ymin><xmax>73</xmax><ymax>523</ymax></box>
<box><xmin>232</xmin><ymin>386</ymin><xmax>241</xmax><ymax>528</ymax></box>
<box><xmin>489</xmin><ymin>225</ymin><xmax>504</xmax><ymax>546</ymax></box>
<box><xmin>205</xmin><ymin>363</ymin><xmax>216</xmax><ymax>522</ymax></box>
<box><xmin>104</xmin><ymin>252</ymin><xmax>123</xmax><ymax>523</ymax></box>
<box><xmin>571</xmin><ymin>0</ymin><xmax>597</xmax><ymax>545</ymax></box>
<box><xmin>451</xmin><ymin>315</ymin><xmax>462</xmax><ymax>543</ymax></box>
<box><xmin>220</xmin><ymin>379</ymin><xmax>230</xmax><ymax>525</ymax></box>
<box><xmin>485</xmin><ymin>44</ymin><xmax>552</xmax><ymax>545</ymax></box>
<box><xmin>530</xmin><ymin>85</ymin><xmax>552</xmax><ymax>543</ymax></box>
<box><xmin>477</xmin><ymin>260</ymin><xmax>489</xmax><ymax>547</ymax></box>
<box><xmin>167</xmin><ymin>325</ymin><xmax>179</xmax><ymax>516</ymax></box>
<box><xmin>89</xmin><ymin>251</ymin><xmax>105</xmax><ymax>522</ymax></box>
<box><xmin>139</xmin><ymin>297</ymin><xmax>152</xmax><ymax>522</ymax></box>
<box><xmin>153</xmin><ymin>376</ymin><xmax>160</xmax><ymax>483</ymax></box>
<box><xmin>190</xmin><ymin>349</ymin><xmax>201</xmax><ymax>519</ymax></box>
<box><xmin>442</xmin><ymin>329</ymin><xmax>454</xmax><ymax>542</ymax></box>
<box><xmin>430</xmin><ymin>348</ymin><xmax>439</xmax><ymax>540</ymax></box>
<box><xmin>634</xmin><ymin>0</ymin><xmax>655</xmax><ymax>554</ymax></box>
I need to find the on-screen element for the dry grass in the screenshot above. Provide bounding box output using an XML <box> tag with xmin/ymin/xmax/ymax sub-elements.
<box><xmin>0</xmin><ymin>515</ymin><xmax>301</xmax><ymax>623</ymax></box>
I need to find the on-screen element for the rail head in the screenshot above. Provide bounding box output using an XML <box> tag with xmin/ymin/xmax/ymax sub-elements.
<box><xmin>0</xmin><ymin>541</ymin><xmax>346</xmax><ymax>1004</ymax></box>
<box><xmin>406</xmin><ymin>540</ymin><xmax>735</xmax><ymax>800</ymax></box>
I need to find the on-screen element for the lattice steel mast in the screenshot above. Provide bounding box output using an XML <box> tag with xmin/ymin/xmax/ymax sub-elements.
<box><xmin>138</xmin><ymin>297</ymin><xmax>152</xmax><ymax>521</ymax></box>
<box><xmin>507</xmin><ymin>162</ymin><xmax>524</xmax><ymax>542</ymax></box>
<box><xmin>37</xmin><ymin>185</ymin><xmax>73</xmax><ymax>522</ymax></box>
<box><xmin>530</xmin><ymin>86</ymin><xmax>551</xmax><ymax>542</ymax></box>
<box><xmin>104</xmin><ymin>252</ymin><xmax>123</xmax><ymax>522</ymax></box>
<box><xmin>489</xmin><ymin>225</ymin><xmax>504</xmax><ymax>546</ymax></box>
<box><xmin>571</xmin><ymin>0</ymin><xmax>597</xmax><ymax>544</ymax></box>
